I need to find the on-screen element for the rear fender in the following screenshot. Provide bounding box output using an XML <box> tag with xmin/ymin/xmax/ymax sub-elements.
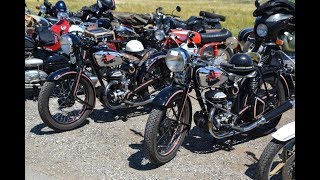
<box><xmin>272</xmin><ymin>121</ymin><xmax>295</xmax><ymax>142</ymax></box>
<box><xmin>261</xmin><ymin>72</ymin><xmax>290</xmax><ymax>99</ymax></box>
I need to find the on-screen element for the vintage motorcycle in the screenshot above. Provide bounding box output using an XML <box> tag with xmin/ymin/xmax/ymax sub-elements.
<box><xmin>152</xmin><ymin>7</ymin><xmax>233</xmax><ymax>63</ymax></box>
<box><xmin>256</xmin><ymin>121</ymin><xmax>295</xmax><ymax>179</ymax></box>
<box><xmin>25</xmin><ymin>12</ymin><xmax>86</xmax><ymax>99</ymax></box>
<box><xmin>239</xmin><ymin>0</ymin><xmax>295</xmax><ymax>56</ymax></box>
<box><xmin>143</xmin><ymin>33</ymin><xmax>295</xmax><ymax>165</ymax></box>
<box><xmin>37</xmin><ymin>33</ymin><xmax>171</xmax><ymax>131</ymax></box>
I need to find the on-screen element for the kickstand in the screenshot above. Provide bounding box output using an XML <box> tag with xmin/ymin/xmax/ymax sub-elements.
<box><xmin>32</xmin><ymin>86</ymin><xmax>39</xmax><ymax>101</ymax></box>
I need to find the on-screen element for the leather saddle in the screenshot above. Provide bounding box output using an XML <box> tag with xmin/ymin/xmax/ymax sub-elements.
<box><xmin>200</xmin><ymin>28</ymin><xmax>232</xmax><ymax>44</ymax></box>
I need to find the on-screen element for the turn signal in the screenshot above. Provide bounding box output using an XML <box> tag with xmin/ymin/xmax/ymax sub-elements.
<box><xmin>276</xmin><ymin>39</ymin><xmax>284</xmax><ymax>45</ymax></box>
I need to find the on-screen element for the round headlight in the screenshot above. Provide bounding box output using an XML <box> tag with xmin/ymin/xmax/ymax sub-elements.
<box><xmin>165</xmin><ymin>48</ymin><xmax>189</xmax><ymax>72</ymax></box>
<box><xmin>256</xmin><ymin>24</ymin><xmax>268</xmax><ymax>37</ymax></box>
<box><xmin>57</xmin><ymin>12</ymin><xmax>69</xmax><ymax>20</ymax></box>
<box><xmin>40</xmin><ymin>5</ymin><xmax>47</xmax><ymax>14</ymax></box>
<box><xmin>155</xmin><ymin>30</ymin><xmax>165</xmax><ymax>41</ymax></box>
<box><xmin>60</xmin><ymin>34</ymin><xmax>73</xmax><ymax>55</ymax></box>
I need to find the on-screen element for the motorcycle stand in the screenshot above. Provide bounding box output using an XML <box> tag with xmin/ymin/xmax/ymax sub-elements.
<box><xmin>32</xmin><ymin>86</ymin><xmax>39</xmax><ymax>101</ymax></box>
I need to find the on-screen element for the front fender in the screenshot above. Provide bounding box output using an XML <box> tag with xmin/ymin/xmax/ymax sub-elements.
<box><xmin>152</xmin><ymin>85</ymin><xmax>193</xmax><ymax>128</ymax></box>
<box><xmin>272</xmin><ymin>121</ymin><xmax>295</xmax><ymax>142</ymax></box>
<box><xmin>152</xmin><ymin>85</ymin><xmax>184</xmax><ymax>108</ymax></box>
<box><xmin>46</xmin><ymin>67</ymin><xmax>97</xmax><ymax>107</ymax></box>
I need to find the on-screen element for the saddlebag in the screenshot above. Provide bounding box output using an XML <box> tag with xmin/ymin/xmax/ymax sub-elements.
<box><xmin>34</xmin><ymin>26</ymin><xmax>56</xmax><ymax>46</ymax></box>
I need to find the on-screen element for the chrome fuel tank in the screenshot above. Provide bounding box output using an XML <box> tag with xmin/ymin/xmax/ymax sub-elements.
<box><xmin>196</xmin><ymin>66</ymin><xmax>228</xmax><ymax>88</ymax></box>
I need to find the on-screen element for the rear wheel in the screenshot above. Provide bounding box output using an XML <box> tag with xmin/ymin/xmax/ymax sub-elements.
<box><xmin>38</xmin><ymin>74</ymin><xmax>95</xmax><ymax>131</ymax></box>
<box><xmin>252</xmin><ymin>76</ymin><xmax>286</xmax><ymax>136</ymax></box>
<box><xmin>144</xmin><ymin>95</ymin><xmax>190</xmax><ymax>165</ymax></box>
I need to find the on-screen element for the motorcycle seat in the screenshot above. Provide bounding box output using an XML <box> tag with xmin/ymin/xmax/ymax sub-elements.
<box><xmin>200</xmin><ymin>28</ymin><xmax>232</xmax><ymax>44</ymax></box>
<box><xmin>199</xmin><ymin>11</ymin><xmax>226</xmax><ymax>22</ymax></box>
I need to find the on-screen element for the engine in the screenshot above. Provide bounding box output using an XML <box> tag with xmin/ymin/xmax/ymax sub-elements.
<box><xmin>205</xmin><ymin>90</ymin><xmax>234</xmax><ymax>131</ymax></box>
<box><xmin>103</xmin><ymin>69</ymin><xmax>131</xmax><ymax>106</ymax></box>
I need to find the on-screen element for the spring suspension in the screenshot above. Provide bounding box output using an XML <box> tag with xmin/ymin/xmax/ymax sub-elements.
<box><xmin>249</xmin><ymin>77</ymin><xmax>259</xmax><ymax>92</ymax></box>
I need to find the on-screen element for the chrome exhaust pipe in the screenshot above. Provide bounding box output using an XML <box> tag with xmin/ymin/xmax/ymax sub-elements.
<box><xmin>231</xmin><ymin>100</ymin><xmax>295</xmax><ymax>133</ymax></box>
<box><xmin>209</xmin><ymin>128</ymin><xmax>240</xmax><ymax>139</ymax></box>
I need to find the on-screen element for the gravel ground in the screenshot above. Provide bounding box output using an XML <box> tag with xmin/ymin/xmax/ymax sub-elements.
<box><xmin>25</xmin><ymin>90</ymin><xmax>295</xmax><ymax>180</ymax></box>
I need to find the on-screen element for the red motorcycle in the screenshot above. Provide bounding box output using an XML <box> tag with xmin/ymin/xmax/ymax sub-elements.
<box><xmin>161</xmin><ymin>28</ymin><xmax>235</xmax><ymax>66</ymax></box>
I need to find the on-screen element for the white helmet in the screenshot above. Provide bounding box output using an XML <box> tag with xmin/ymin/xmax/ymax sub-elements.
<box><xmin>125</xmin><ymin>40</ymin><xmax>144</xmax><ymax>52</ymax></box>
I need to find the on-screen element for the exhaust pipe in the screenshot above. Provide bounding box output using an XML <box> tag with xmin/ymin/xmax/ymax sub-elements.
<box><xmin>231</xmin><ymin>100</ymin><xmax>295</xmax><ymax>133</ymax></box>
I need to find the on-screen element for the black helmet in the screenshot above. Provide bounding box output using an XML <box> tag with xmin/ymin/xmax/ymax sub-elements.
<box><xmin>54</xmin><ymin>1</ymin><xmax>67</xmax><ymax>12</ymax></box>
<box><xmin>229</xmin><ymin>53</ymin><xmax>253</xmax><ymax>67</ymax></box>
<box><xmin>97</xmin><ymin>0</ymin><xmax>115</xmax><ymax>10</ymax></box>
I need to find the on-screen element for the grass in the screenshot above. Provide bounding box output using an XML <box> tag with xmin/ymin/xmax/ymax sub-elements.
<box><xmin>26</xmin><ymin>0</ymin><xmax>259</xmax><ymax>36</ymax></box>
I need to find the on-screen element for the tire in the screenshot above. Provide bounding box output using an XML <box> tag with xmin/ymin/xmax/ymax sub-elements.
<box><xmin>200</xmin><ymin>45</ymin><xmax>233</xmax><ymax>65</ymax></box>
<box><xmin>251</xmin><ymin>76</ymin><xmax>286</xmax><ymax>136</ymax></box>
<box><xmin>256</xmin><ymin>138</ymin><xmax>295</xmax><ymax>180</ymax></box>
<box><xmin>144</xmin><ymin>95</ymin><xmax>191</xmax><ymax>165</ymax></box>
<box><xmin>38</xmin><ymin>74</ymin><xmax>95</xmax><ymax>132</ymax></box>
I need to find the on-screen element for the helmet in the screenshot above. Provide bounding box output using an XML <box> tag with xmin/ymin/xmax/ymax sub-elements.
<box><xmin>229</xmin><ymin>53</ymin><xmax>253</xmax><ymax>67</ymax></box>
<box><xmin>54</xmin><ymin>1</ymin><xmax>67</xmax><ymax>12</ymax></box>
<box><xmin>125</xmin><ymin>40</ymin><xmax>144</xmax><ymax>53</ymax></box>
<box><xmin>97</xmin><ymin>0</ymin><xmax>116</xmax><ymax>10</ymax></box>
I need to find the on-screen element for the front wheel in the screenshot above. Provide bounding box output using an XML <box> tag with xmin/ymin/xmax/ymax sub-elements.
<box><xmin>38</xmin><ymin>74</ymin><xmax>95</xmax><ymax>131</ymax></box>
<box><xmin>144</xmin><ymin>95</ymin><xmax>191</xmax><ymax>165</ymax></box>
<box><xmin>256</xmin><ymin>138</ymin><xmax>295</xmax><ymax>180</ymax></box>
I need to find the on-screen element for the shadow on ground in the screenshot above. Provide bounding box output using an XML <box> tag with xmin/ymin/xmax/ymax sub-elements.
<box><xmin>127</xmin><ymin>126</ymin><xmax>265</xmax><ymax>171</ymax></box>
<box><xmin>30</xmin><ymin>104</ymin><xmax>151</xmax><ymax>135</ymax></box>
<box><xmin>89</xmin><ymin>105</ymin><xmax>152</xmax><ymax>123</ymax></box>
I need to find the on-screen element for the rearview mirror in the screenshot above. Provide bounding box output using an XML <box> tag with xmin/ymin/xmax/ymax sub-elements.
<box><xmin>176</xmin><ymin>6</ymin><xmax>181</xmax><ymax>12</ymax></box>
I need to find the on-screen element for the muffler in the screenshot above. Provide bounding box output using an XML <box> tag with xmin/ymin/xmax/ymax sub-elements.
<box><xmin>231</xmin><ymin>100</ymin><xmax>295</xmax><ymax>133</ymax></box>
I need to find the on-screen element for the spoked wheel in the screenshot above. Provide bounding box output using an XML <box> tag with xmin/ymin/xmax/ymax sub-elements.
<box><xmin>251</xmin><ymin>76</ymin><xmax>285</xmax><ymax>136</ymax></box>
<box><xmin>141</xmin><ymin>59</ymin><xmax>172</xmax><ymax>99</ymax></box>
<box><xmin>256</xmin><ymin>138</ymin><xmax>295</xmax><ymax>180</ymax></box>
<box><xmin>38</xmin><ymin>74</ymin><xmax>95</xmax><ymax>131</ymax></box>
<box><xmin>144</xmin><ymin>95</ymin><xmax>191</xmax><ymax>166</ymax></box>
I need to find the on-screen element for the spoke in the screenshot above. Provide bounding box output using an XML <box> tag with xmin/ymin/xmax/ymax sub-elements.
<box><xmin>170</xmin><ymin>107</ymin><xmax>179</xmax><ymax>120</ymax></box>
<box><xmin>270</xmin><ymin>162</ymin><xmax>285</xmax><ymax>176</ymax></box>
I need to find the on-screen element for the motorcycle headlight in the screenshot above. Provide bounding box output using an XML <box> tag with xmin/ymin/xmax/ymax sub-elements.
<box><xmin>165</xmin><ymin>48</ymin><xmax>189</xmax><ymax>72</ymax></box>
<box><xmin>57</xmin><ymin>12</ymin><xmax>68</xmax><ymax>20</ymax></box>
<box><xmin>40</xmin><ymin>5</ymin><xmax>46</xmax><ymax>14</ymax></box>
<box><xmin>155</xmin><ymin>30</ymin><xmax>165</xmax><ymax>41</ymax></box>
<box><xmin>60</xmin><ymin>34</ymin><xmax>73</xmax><ymax>55</ymax></box>
<box><xmin>256</xmin><ymin>24</ymin><xmax>268</xmax><ymax>37</ymax></box>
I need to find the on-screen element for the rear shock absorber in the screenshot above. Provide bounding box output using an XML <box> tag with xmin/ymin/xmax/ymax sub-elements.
<box><xmin>249</xmin><ymin>77</ymin><xmax>259</xmax><ymax>92</ymax></box>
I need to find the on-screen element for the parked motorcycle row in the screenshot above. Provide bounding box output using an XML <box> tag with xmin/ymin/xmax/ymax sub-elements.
<box><xmin>25</xmin><ymin>0</ymin><xmax>295</xmax><ymax>179</ymax></box>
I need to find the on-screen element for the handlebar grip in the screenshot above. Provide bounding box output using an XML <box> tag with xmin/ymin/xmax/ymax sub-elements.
<box><xmin>220</xmin><ymin>63</ymin><xmax>234</xmax><ymax>69</ymax></box>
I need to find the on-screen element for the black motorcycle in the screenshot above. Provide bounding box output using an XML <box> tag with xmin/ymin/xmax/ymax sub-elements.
<box><xmin>37</xmin><ymin>33</ymin><xmax>171</xmax><ymax>131</ymax></box>
<box><xmin>143</xmin><ymin>34</ymin><xmax>294</xmax><ymax>165</ymax></box>
<box><xmin>239</xmin><ymin>0</ymin><xmax>295</xmax><ymax>56</ymax></box>
<box><xmin>25</xmin><ymin>26</ymin><xmax>70</xmax><ymax>99</ymax></box>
